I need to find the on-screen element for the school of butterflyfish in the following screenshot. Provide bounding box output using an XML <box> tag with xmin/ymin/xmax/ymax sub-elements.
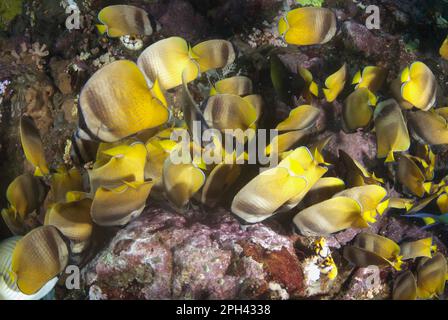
<box><xmin>1</xmin><ymin>4</ymin><xmax>448</xmax><ymax>300</ymax></box>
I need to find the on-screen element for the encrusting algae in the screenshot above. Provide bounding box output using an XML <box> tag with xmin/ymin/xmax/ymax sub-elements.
<box><xmin>1</xmin><ymin>2</ymin><xmax>448</xmax><ymax>301</ymax></box>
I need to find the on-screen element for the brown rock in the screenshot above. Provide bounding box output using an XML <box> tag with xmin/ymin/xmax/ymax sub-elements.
<box><xmin>61</xmin><ymin>97</ymin><xmax>77</xmax><ymax>124</ymax></box>
<box><xmin>49</xmin><ymin>59</ymin><xmax>73</xmax><ymax>95</ymax></box>
<box><xmin>342</xmin><ymin>21</ymin><xmax>399</xmax><ymax>64</ymax></box>
<box><xmin>324</xmin><ymin>130</ymin><xmax>378</xmax><ymax>169</ymax></box>
<box><xmin>24</xmin><ymin>83</ymin><xmax>54</xmax><ymax>134</ymax></box>
<box><xmin>158</xmin><ymin>0</ymin><xmax>209</xmax><ymax>42</ymax></box>
<box><xmin>337</xmin><ymin>266</ymin><xmax>391</xmax><ymax>300</ymax></box>
<box><xmin>239</xmin><ymin>241</ymin><xmax>304</xmax><ymax>297</ymax></box>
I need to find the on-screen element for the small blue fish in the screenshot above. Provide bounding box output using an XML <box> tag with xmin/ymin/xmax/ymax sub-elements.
<box><xmin>404</xmin><ymin>213</ymin><xmax>448</xmax><ymax>230</ymax></box>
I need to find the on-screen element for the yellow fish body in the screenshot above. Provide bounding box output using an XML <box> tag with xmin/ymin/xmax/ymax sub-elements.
<box><xmin>88</xmin><ymin>142</ymin><xmax>147</xmax><ymax>193</ymax></box>
<box><xmin>232</xmin><ymin>166</ymin><xmax>307</xmax><ymax>223</ymax></box>
<box><xmin>352</xmin><ymin>66</ymin><xmax>387</xmax><ymax>93</ymax></box>
<box><xmin>298</xmin><ymin>67</ymin><xmax>319</xmax><ymax>98</ymax></box>
<box><xmin>393</xmin><ymin>271</ymin><xmax>417</xmax><ymax>300</ymax></box>
<box><xmin>276</xmin><ymin>104</ymin><xmax>320</xmax><ymax>131</ymax></box>
<box><xmin>343</xmin><ymin>88</ymin><xmax>377</xmax><ymax>131</ymax></box>
<box><xmin>294</xmin><ymin>196</ymin><xmax>365</xmax><ymax>236</ymax></box>
<box><xmin>204</xmin><ymin>94</ymin><xmax>259</xmax><ymax>132</ymax></box>
<box><xmin>416</xmin><ymin>253</ymin><xmax>447</xmax><ymax>299</ymax></box>
<box><xmin>400</xmin><ymin>238</ymin><xmax>436</xmax><ymax>260</ymax></box>
<box><xmin>79</xmin><ymin>60</ymin><xmax>169</xmax><ymax>142</ymax></box>
<box><xmin>233</xmin><ymin>147</ymin><xmax>325</xmax><ymax>223</ymax></box>
<box><xmin>397</xmin><ymin>154</ymin><xmax>433</xmax><ymax>197</ymax></box>
<box><xmin>19</xmin><ymin>116</ymin><xmax>50</xmax><ymax>176</ymax></box>
<box><xmin>201</xmin><ymin>163</ymin><xmax>241</xmax><ymax>207</ymax></box>
<box><xmin>339</xmin><ymin>149</ymin><xmax>383</xmax><ymax>187</ymax></box>
<box><xmin>302</xmin><ymin>177</ymin><xmax>345</xmax><ymax>207</ymax></box>
<box><xmin>48</xmin><ymin>166</ymin><xmax>83</xmax><ymax>204</ymax></box>
<box><xmin>210</xmin><ymin>76</ymin><xmax>253</xmax><ymax>96</ymax></box>
<box><xmin>97</xmin><ymin>5</ymin><xmax>152</xmax><ymax>37</ymax></box>
<box><xmin>374</xmin><ymin>99</ymin><xmax>410</xmax><ymax>162</ymax></box>
<box><xmin>0</xmin><ymin>237</ymin><xmax>59</xmax><ymax>300</ymax></box>
<box><xmin>401</xmin><ymin>61</ymin><xmax>437</xmax><ymax>111</ymax></box>
<box><xmin>279</xmin><ymin>7</ymin><xmax>337</xmax><ymax>46</ymax></box>
<box><xmin>163</xmin><ymin>158</ymin><xmax>206</xmax><ymax>209</ymax></box>
<box><xmin>138</xmin><ymin>37</ymin><xmax>235</xmax><ymax>90</ymax></box>
<box><xmin>265</xmin><ymin>130</ymin><xmax>308</xmax><ymax>156</ymax></box>
<box><xmin>91</xmin><ymin>181</ymin><xmax>153</xmax><ymax>226</ymax></box>
<box><xmin>323</xmin><ymin>64</ymin><xmax>347</xmax><ymax>102</ymax></box>
<box><xmin>277</xmin><ymin>147</ymin><xmax>328</xmax><ymax>211</ymax></box>
<box><xmin>343</xmin><ymin>233</ymin><xmax>403</xmax><ymax>271</ymax></box>
<box><xmin>294</xmin><ymin>185</ymin><xmax>388</xmax><ymax>236</ymax></box>
<box><xmin>2</xmin><ymin>174</ymin><xmax>45</xmax><ymax>235</ymax></box>
<box><xmin>11</xmin><ymin>226</ymin><xmax>68</xmax><ymax>295</ymax></box>
<box><xmin>408</xmin><ymin>108</ymin><xmax>448</xmax><ymax>145</ymax></box>
<box><xmin>44</xmin><ymin>198</ymin><xmax>93</xmax><ymax>254</ymax></box>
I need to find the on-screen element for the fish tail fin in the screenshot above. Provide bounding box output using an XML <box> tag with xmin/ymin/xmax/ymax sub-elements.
<box><xmin>405</xmin><ymin>202</ymin><xmax>413</xmax><ymax>211</ymax></box>
<box><xmin>96</xmin><ymin>24</ymin><xmax>107</xmax><ymax>35</ymax></box>
<box><xmin>431</xmin><ymin>244</ymin><xmax>438</xmax><ymax>253</ymax></box>
<box><xmin>392</xmin><ymin>256</ymin><xmax>403</xmax><ymax>271</ymax></box>
<box><xmin>352</xmin><ymin>70</ymin><xmax>362</xmax><ymax>85</ymax></box>
<box><xmin>188</xmin><ymin>45</ymin><xmax>200</xmax><ymax>60</ymax></box>
<box><xmin>385</xmin><ymin>151</ymin><xmax>395</xmax><ymax>163</ymax></box>
<box><xmin>423</xmin><ymin>217</ymin><xmax>437</xmax><ymax>225</ymax></box>
<box><xmin>323</xmin><ymin>88</ymin><xmax>332</xmax><ymax>102</ymax></box>
<box><xmin>367</xmin><ymin>90</ymin><xmax>377</xmax><ymax>106</ymax></box>
<box><xmin>34</xmin><ymin>167</ymin><xmax>44</xmax><ymax>177</ymax></box>
<box><xmin>423</xmin><ymin>182</ymin><xmax>432</xmax><ymax>194</ymax></box>
<box><xmin>401</xmin><ymin>67</ymin><xmax>410</xmax><ymax>83</ymax></box>
<box><xmin>371</xmin><ymin>172</ymin><xmax>384</xmax><ymax>183</ymax></box>
<box><xmin>309</xmin><ymin>81</ymin><xmax>319</xmax><ymax>97</ymax></box>
<box><xmin>150</xmin><ymin>78</ymin><xmax>168</xmax><ymax>107</ymax></box>
<box><xmin>376</xmin><ymin>199</ymin><xmax>390</xmax><ymax>216</ymax></box>
<box><xmin>278</xmin><ymin>16</ymin><xmax>289</xmax><ymax>36</ymax></box>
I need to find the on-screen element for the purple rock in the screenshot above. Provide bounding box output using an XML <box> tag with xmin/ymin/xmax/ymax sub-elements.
<box><xmin>156</xmin><ymin>0</ymin><xmax>210</xmax><ymax>42</ymax></box>
<box><xmin>81</xmin><ymin>206</ymin><xmax>305</xmax><ymax>300</ymax></box>
<box><xmin>342</xmin><ymin>21</ymin><xmax>399</xmax><ymax>62</ymax></box>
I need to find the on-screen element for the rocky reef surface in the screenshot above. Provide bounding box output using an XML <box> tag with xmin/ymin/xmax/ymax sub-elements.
<box><xmin>1</xmin><ymin>0</ymin><xmax>448</xmax><ymax>300</ymax></box>
<box><xmin>79</xmin><ymin>206</ymin><xmax>304</xmax><ymax>300</ymax></box>
<box><xmin>68</xmin><ymin>203</ymin><xmax>446</xmax><ymax>300</ymax></box>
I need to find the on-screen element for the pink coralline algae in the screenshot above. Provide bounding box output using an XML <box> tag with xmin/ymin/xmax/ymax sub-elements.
<box><xmin>82</xmin><ymin>206</ymin><xmax>305</xmax><ymax>300</ymax></box>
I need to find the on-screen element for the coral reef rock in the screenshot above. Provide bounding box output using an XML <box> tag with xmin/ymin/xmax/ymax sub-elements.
<box><xmin>80</xmin><ymin>206</ymin><xmax>305</xmax><ymax>300</ymax></box>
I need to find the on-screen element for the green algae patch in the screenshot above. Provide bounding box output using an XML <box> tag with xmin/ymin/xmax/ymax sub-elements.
<box><xmin>0</xmin><ymin>0</ymin><xmax>23</xmax><ymax>30</ymax></box>
<box><xmin>296</xmin><ymin>0</ymin><xmax>325</xmax><ymax>7</ymax></box>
